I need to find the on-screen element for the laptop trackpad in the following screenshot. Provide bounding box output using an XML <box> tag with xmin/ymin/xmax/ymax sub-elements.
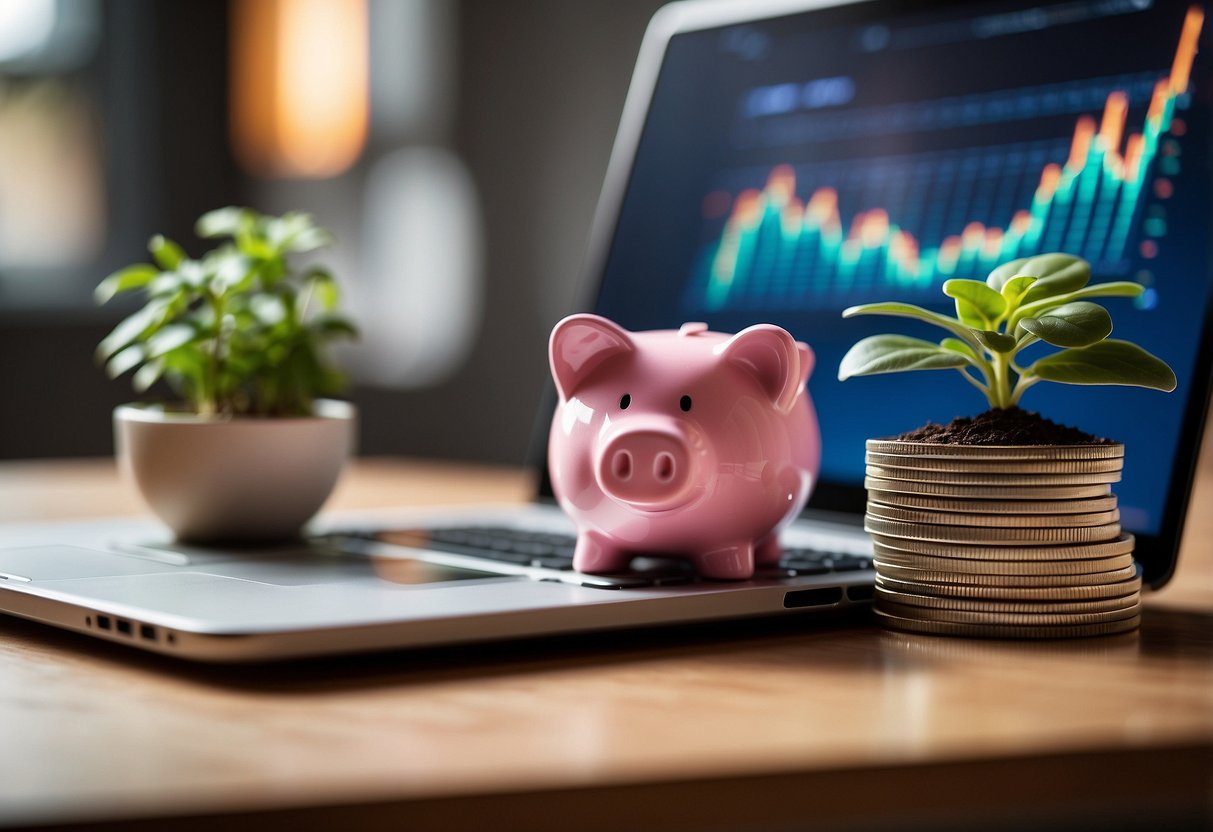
<box><xmin>35</xmin><ymin>571</ymin><xmax>547</xmax><ymax>629</ymax></box>
<box><xmin>0</xmin><ymin>546</ymin><xmax>181</xmax><ymax>581</ymax></box>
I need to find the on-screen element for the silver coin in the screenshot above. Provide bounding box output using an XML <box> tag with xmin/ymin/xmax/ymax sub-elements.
<box><xmin>872</xmin><ymin>551</ymin><xmax>1135</xmax><ymax>576</ymax></box>
<box><xmin>872</xmin><ymin>560</ymin><xmax>1138</xmax><ymax>587</ymax></box>
<box><xmin>874</xmin><ymin>608</ymin><xmax>1141</xmax><ymax>639</ymax></box>
<box><xmin>875</xmin><ymin>573</ymin><xmax>1143</xmax><ymax>601</ymax></box>
<box><xmin>865</xmin><ymin>476</ymin><xmax>1113</xmax><ymax>500</ymax></box>
<box><xmin>866</xmin><ymin>464</ymin><xmax>1122</xmax><ymax>486</ymax></box>
<box><xmin>876</xmin><ymin>598</ymin><xmax>1142</xmax><ymax>626</ymax></box>
<box><xmin>865</xmin><ymin>502</ymin><xmax>1120</xmax><ymax>528</ymax></box>
<box><xmin>864</xmin><ymin>489</ymin><xmax>1119</xmax><ymax>515</ymax></box>
<box><xmin>869</xmin><ymin>532</ymin><xmax>1135</xmax><ymax>561</ymax></box>
<box><xmin>864</xmin><ymin>516</ymin><xmax>1122</xmax><ymax>546</ymax></box>
<box><xmin>874</xmin><ymin>586</ymin><xmax>1141</xmax><ymax>614</ymax></box>
<box><xmin>865</xmin><ymin>439</ymin><xmax>1124</xmax><ymax>460</ymax></box>
<box><xmin>865</xmin><ymin>452</ymin><xmax>1123</xmax><ymax>475</ymax></box>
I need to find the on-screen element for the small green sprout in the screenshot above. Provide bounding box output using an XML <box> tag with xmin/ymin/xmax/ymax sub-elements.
<box><xmin>838</xmin><ymin>253</ymin><xmax>1177</xmax><ymax>409</ymax></box>
<box><xmin>95</xmin><ymin>207</ymin><xmax>358</xmax><ymax>417</ymax></box>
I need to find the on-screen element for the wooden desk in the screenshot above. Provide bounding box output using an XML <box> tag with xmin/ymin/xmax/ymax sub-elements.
<box><xmin>1</xmin><ymin>448</ymin><xmax>1211</xmax><ymax>831</ymax></box>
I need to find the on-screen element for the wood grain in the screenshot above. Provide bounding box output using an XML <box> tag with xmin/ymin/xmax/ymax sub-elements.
<box><xmin>0</xmin><ymin>451</ymin><xmax>1210</xmax><ymax>830</ymax></box>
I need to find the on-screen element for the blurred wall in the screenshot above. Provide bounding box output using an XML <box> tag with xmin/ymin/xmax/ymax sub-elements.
<box><xmin>0</xmin><ymin>0</ymin><xmax>239</xmax><ymax>458</ymax></box>
<box><xmin>0</xmin><ymin>0</ymin><xmax>665</xmax><ymax>464</ymax></box>
<box><xmin>351</xmin><ymin>0</ymin><xmax>665</xmax><ymax>465</ymax></box>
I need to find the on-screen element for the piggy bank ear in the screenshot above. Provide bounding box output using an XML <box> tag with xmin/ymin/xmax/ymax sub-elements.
<box><xmin>797</xmin><ymin>342</ymin><xmax>815</xmax><ymax>386</ymax></box>
<box><xmin>549</xmin><ymin>314</ymin><xmax>635</xmax><ymax>401</ymax></box>
<box><xmin>718</xmin><ymin>324</ymin><xmax>805</xmax><ymax>413</ymax></box>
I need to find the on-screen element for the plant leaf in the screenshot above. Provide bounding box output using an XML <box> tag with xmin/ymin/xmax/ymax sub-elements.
<box><xmin>303</xmin><ymin>267</ymin><xmax>339</xmax><ymax>311</ymax></box>
<box><xmin>238</xmin><ymin>236</ymin><xmax>277</xmax><ymax>261</ymax></box>
<box><xmin>1029</xmin><ymin>340</ymin><xmax>1177</xmax><ymax>391</ymax></box>
<box><xmin>940</xmin><ymin>338</ymin><xmax>978</xmax><ymax>359</ymax></box>
<box><xmin>1060</xmin><ymin>281</ymin><xmax>1144</xmax><ymax>300</ymax></box>
<box><xmin>179</xmin><ymin>258</ymin><xmax>209</xmax><ymax>289</ymax></box>
<box><xmin>149</xmin><ymin>235</ymin><xmax>186</xmax><ymax>271</ymax></box>
<box><xmin>105</xmin><ymin>344</ymin><xmax>145</xmax><ymax>379</ymax></box>
<box><xmin>145</xmin><ymin>323</ymin><xmax>199</xmax><ymax>358</ymax></box>
<box><xmin>1011</xmin><ymin>281</ymin><xmax>1144</xmax><ymax>328</ymax></box>
<box><xmin>250</xmin><ymin>294</ymin><xmax>286</xmax><ymax>326</ymax></box>
<box><xmin>838</xmin><ymin>335</ymin><xmax>968</xmax><ymax>380</ymax></box>
<box><xmin>268</xmin><ymin>212</ymin><xmax>329</xmax><ymax>253</ymax></box>
<box><xmin>197</xmin><ymin>206</ymin><xmax>254</xmax><ymax>239</ymax></box>
<box><xmin>160</xmin><ymin>347</ymin><xmax>207</xmax><ymax>398</ymax></box>
<box><xmin>842</xmin><ymin>302</ymin><xmax>980</xmax><ymax>345</ymax></box>
<box><xmin>95</xmin><ymin>264</ymin><xmax>158</xmax><ymax>303</ymax></box>
<box><xmin>1016</xmin><ymin>254</ymin><xmax>1091</xmax><ymax>303</ymax></box>
<box><xmin>972</xmin><ymin>329</ymin><xmax>1018</xmax><ymax>353</ymax></box>
<box><xmin>96</xmin><ymin>300</ymin><xmax>168</xmax><ymax>360</ymax></box>
<box><xmin>944</xmin><ymin>279</ymin><xmax>1006</xmax><ymax>321</ymax></box>
<box><xmin>1000</xmin><ymin>274</ymin><xmax>1037</xmax><ymax>304</ymax></box>
<box><xmin>148</xmin><ymin>273</ymin><xmax>181</xmax><ymax>295</ymax></box>
<box><xmin>285</xmin><ymin>226</ymin><xmax>334</xmax><ymax>254</ymax></box>
<box><xmin>104</xmin><ymin>207</ymin><xmax>350</xmax><ymax>414</ymax></box>
<box><xmin>985</xmin><ymin>257</ymin><xmax>1030</xmax><ymax>292</ymax></box>
<box><xmin>1018</xmin><ymin>301</ymin><xmax>1112</xmax><ymax>348</ymax></box>
<box><xmin>133</xmin><ymin>358</ymin><xmax>166</xmax><ymax>392</ymax></box>
<box><xmin>955</xmin><ymin>297</ymin><xmax>985</xmax><ymax>329</ymax></box>
<box><xmin>210</xmin><ymin>253</ymin><xmax>253</xmax><ymax>293</ymax></box>
<box><xmin>311</xmin><ymin>315</ymin><xmax>359</xmax><ymax>339</ymax></box>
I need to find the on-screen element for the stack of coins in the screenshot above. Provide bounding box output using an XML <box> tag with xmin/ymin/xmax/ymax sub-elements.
<box><xmin>864</xmin><ymin>439</ymin><xmax>1142</xmax><ymax>638</ymax></box>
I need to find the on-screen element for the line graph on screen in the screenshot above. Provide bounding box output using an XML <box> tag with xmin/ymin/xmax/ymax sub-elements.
<box><xmin>691</xmin><ymin>6</ymin><xmax>1204</xmax><ymax>313</ymax></box>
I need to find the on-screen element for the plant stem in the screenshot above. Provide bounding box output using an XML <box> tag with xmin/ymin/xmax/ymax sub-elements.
<box><xmin>1010</xmin><ymin>374</ymin><xmax>1040</xmax><ymax>405</ymax></box>
<box><xmin>296</xmin><ymin>278</ymin><xmax>314</xmax><ymax>322</ymax></box>
<box><xmin>205</xmin><ymin>292</ymin><xmax>224</xmax><ymax>416</ymax></box>
<box><xmin>990</xmin><ymin>352</ymin><xmax>1014</xmax><ymax>409</ymax></box>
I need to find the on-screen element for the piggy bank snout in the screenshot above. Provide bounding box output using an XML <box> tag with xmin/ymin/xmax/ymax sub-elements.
<box><xmin>595</xmin><ymin>420</ymin><xmax>698</xmax><ymax>510</ymax></box>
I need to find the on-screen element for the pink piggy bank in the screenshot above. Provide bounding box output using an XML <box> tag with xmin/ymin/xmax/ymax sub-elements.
<box><xmin>547</xmin><ymin>314</ymin><xmax>820</xmax><ymax>580</ymax></box>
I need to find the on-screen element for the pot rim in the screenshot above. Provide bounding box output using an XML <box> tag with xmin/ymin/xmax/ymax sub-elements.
<box><xmin>114</xmin><ymin>398</ymin><xmax>356</xmax><ymax>425</ymax></box>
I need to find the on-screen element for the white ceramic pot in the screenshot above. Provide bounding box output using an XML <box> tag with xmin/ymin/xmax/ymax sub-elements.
<box><xmin>114</xmin><ymin>399</ymin><xmax>357</xmax><ymax>542</ymax></box>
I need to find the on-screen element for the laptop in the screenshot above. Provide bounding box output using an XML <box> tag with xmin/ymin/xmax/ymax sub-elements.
<box><xmin>2</xmin><ymin>0</ymin><xmax>1211</xmax><ymax>661</ymax></box>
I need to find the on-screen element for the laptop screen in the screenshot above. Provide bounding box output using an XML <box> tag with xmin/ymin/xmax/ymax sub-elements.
<box><xmin>587</xmin><ymin>0</ymin><xmax>1213</xmax><ymax>568</ymax></box>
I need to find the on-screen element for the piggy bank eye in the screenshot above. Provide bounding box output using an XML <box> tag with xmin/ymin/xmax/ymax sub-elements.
<box><xmin>619</xmin><ymin>394</ymin><xmax>631</xmax><ymax>410</ymax></box>
<box><xmin>679</xmin><ymin>395</ymin><xmax>693</xmax><ymax>412</ymax></box>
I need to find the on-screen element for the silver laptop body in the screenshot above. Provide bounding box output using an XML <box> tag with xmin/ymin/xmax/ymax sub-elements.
<box><xmin>2</xmin><ymin>0</ymin><xmax>1209</xmax><ymax>661</ymax></box>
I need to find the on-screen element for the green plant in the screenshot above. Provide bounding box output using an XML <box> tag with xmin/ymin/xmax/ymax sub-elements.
<box><xmin>96</xmin><ymin>207</ymin><xmax>357</xmax><ymax>417</ymax></box>
<box><xmin>838</xmin><ymin>253</ymin><xmax>1176</xmax><ymax>408</ymax></box>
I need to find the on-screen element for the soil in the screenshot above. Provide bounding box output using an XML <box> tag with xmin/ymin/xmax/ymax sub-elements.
<box><xmin>895</xmin><ymin>407</ymin><xmax>1112</xmax><ymax>446</ymax></box>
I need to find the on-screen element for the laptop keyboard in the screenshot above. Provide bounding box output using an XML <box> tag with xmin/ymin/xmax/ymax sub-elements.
<box><xmin>335</xmin><ymin>525</ymin><xmax>872</xmax><ymax>588</ymax></box>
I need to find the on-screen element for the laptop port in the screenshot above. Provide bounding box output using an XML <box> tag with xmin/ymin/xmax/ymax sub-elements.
<box><xmin>96</xmin><ymin>615</ymin><xmax>112</xmax><ymax>630</ymax></box>
<box><xmin>115</xmin><ymin>619</ymin><xmax>133</xmax><ymax>636</ymax></box>
<box><xmin>783</xmin><ymin>587</ymin><xmax>843</xmax><ymax>608</ymax></box>
<box><xmin>846</xmin><ymin>584</ymin><xmax>875</xmax><ymax>602</ymax></box>
<box><xmin>140</xmin><ymin>624</ymin><xmax>157</xmax><ymax>641</ymax></box>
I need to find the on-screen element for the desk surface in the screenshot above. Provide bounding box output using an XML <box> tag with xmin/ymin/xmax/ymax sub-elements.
<box><xmin>1</xmin><ymin>448</ymin><xmax>1211</xmax><ymax>831</ymax></box>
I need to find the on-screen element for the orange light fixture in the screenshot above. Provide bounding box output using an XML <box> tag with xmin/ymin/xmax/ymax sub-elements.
<box><xmin>230</xmin><ymin>0</ymin><xmax>369</xmax><ymax>178</ymax></box>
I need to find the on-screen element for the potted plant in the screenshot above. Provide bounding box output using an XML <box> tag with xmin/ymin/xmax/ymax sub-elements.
<box><xmin>838</xmin><ymin>252</ymin><xmax>1176</xmax><ymax>637</ymax></box>
<box><xmin>96</xmin><ymin>207</ymin><xmax>358</xmax><ymax>542</ymax></box>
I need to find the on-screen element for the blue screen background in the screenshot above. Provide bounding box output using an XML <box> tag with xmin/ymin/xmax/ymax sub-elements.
<box><xmin>594</xmin><ymin>0</ymin><xmax>1213</xmax><ymax>537</ymax></box>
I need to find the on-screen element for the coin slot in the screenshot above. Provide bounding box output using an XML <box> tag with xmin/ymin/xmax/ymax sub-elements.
<box><xmin>846</xmin><ymin>585</ymin><xmax>875</xmax><ymax>602</ymax></box>
<box><xmin>783</xmin><ymin>587</ymin><xmax>843</xmax><ymax>608</ymax></box>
